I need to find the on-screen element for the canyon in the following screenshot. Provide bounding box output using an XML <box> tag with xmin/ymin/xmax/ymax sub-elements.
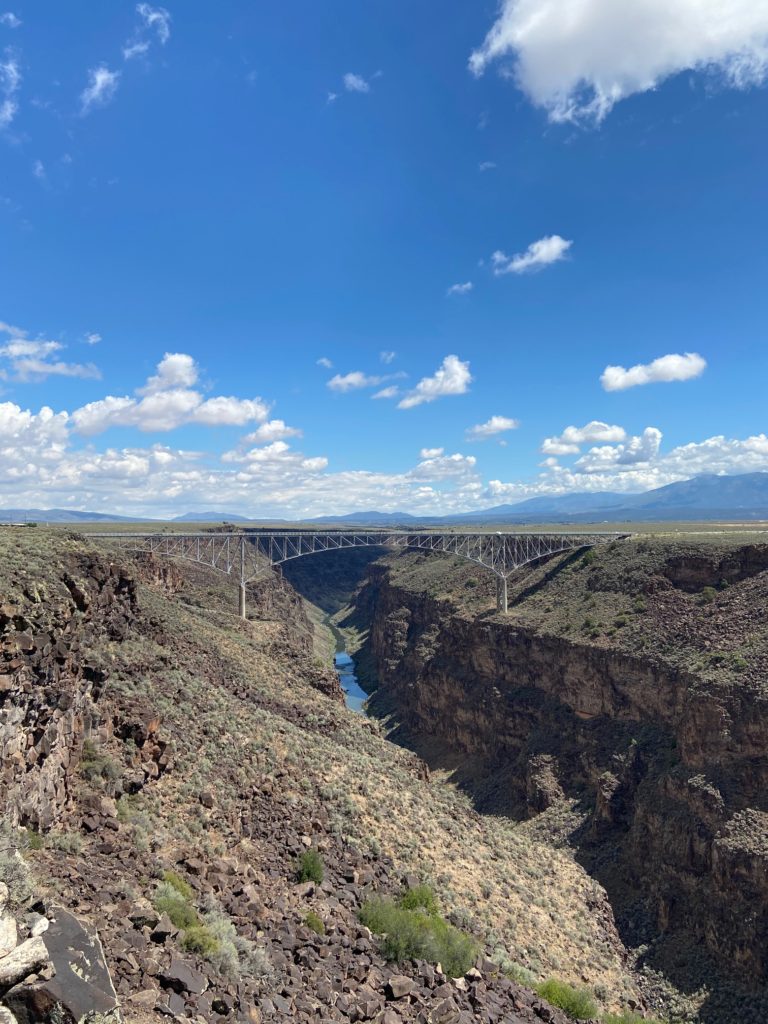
<box><xmin>1</xmin><ymin>529</ymin><xmax>767</xmax><ymax>1023</ymax></box>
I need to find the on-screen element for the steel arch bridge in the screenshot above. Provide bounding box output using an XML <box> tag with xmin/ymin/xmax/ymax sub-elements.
<box><xmin>88</xmin><ymin>529</ymin><xmax>629</xmax><ymax>616</ymax></box>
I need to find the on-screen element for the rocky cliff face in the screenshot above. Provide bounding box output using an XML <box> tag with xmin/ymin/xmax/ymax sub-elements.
<box><xmin>356</xmin><ymin>545</ymin><xmax>768</xmax><ymax>986</ymax></box>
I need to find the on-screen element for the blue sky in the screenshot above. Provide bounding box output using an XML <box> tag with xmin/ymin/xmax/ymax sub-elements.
<box><xmin>2</xmin><ymin>1</ymin><xmax>768</xmax><ymax>517</ymax></box>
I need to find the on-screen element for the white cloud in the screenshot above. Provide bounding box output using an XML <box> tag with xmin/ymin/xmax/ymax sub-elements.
<box><xmin>137</xmin><ymin>3</ymin><xmax>171</xmax><ymax>44</ymax></box>
<box><xmin>541</xmin><ymin>420</ymin><xmax>627</xmax><ymax>455</ymax></box>
<box><xmin>327</xmin><ymin>91</ymin><xmax>338</xmax><ymax>104</ymax></box>
<box><xmin>408</xmin><ymin>452</ymin><xmax>478</xmax><ymax>482</ymax></box>
<box><xmin>398</xmin><ymin>355</ymin><xmax>472</xmax><ymax>409</ymax></box>
<box><xmin>71</xmin><ymin>352</ymin><xmax>269</xmax><ymax>435</ymax></box>
<box><xmin>380</xmin><ymin>350</ymin><xmax>396</xmax><ymax>364</ymax></box>
<box><xmin>493</xmin><ymin>235</ymin><xmax>572</xmax><ymax>275</ymax></box>
<box><xmin>80</xmin><ymin>66</ymin><xmax>120</xmax><ymax>115</ymax></box>
<box><xmin>479</xmin><ymin>161</ymin><xmax>497</xmax><ymax>171</ymax></box>
<box><xmin>316</xmin><ymin>356</ymin><xmax>333</xmax><ymax>369</ymax></box>
<box><xmin>0</xmin><ymin>321</ymin><xmax>101</xmax><ymax>381</ymax></box>
<box><xmin>85</xmin><ymin>332</ymin><xmax>102</xmax><ymax>345</ymax></box>
<box><xmin>32</xmin><ymin>159</ymin><xmax>45</xmax><ymax>181</ymax></box>
<box><xmin>447</xmin><ymin>281</ymin><xmax>473</xmax><ymax>296</ymax></box>
<box><xmin>466</xmin><ymin>415</ymin><xmax>519</xmax><ymax>440</ymax></box>
<box><xmin>327</xmin><ymin>371</ymin><xmax>384</xmax><ymax>392</ymax></box>
<box><xmin>344</xmin><ymin>73</ymin><xmax>370</xmax><ymax>93</ymax></box>
<box><xmin>0</xmin><ymin>13</ymin><xmax>21</xmax><ymax>28</ymax></box>
<box><xmin>372</xmin><ymin>386</ymin><xmax>399</xmax><ymax>400</ymax></box>
<box><xmin>0</xmin><ymin>54</ymin><xmax>20</xmax><ymax>129</ymax></box>
<box><xmin>469</xmin><ymin>0</ymin><xmax>768</xmax><ymax>124</ymax></box>
<box><xmin>242</xmin><ymin>419</ymin><xmax>302</xmax><ymax>444</ymax></box>
<box><xmin>124</xmin><ymin>3</ymin><xmax>171</xmax><ymax>58</ymax></box>
<box><xmin>139</xmin><ymin>352</ymin><xmax>198</xmax><ymax>394</ymax></box>
<box><xmin>420</xmin><ymin>447</ymin><xmax>444</xmax><ymax>459</ymax></box>
<box><xmin>327</xmin><ymin>370</ymin><xmax>405</xmax><ymax>393</ymax></box>
<box><xmin>575</xmin><ymin>427</ymin><xmax>663</xmax><ymax>472</ymax></box>
<box><xmin>601</xmin><ymin>352</ymin><xmax>707</xmax><ymax>391</ymax></box>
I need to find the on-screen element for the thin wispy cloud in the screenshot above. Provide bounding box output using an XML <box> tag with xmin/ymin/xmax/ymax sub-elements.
<box><xmin>316</xmin><ymin>356</ymin><xmax>333</xmax><ymax>369</ymax></box>
<box><xmin>327</xmin><ymin>370</ymin><xmax>405</xmax><ymax>393</ymax></box>
<box><xmin>379</xmin><ymin>350</ymin><xmax>396</xmax><ymax>364</ymax></box>
<box><xmin>124</xmin><ymin>3</ymin><xmax>171</xmax><ymax>60</ymax></box>
<box><xmin>0</xmin><ymin>52</ymin><xmax>20</xmax><ymax>129</ymax></box>
<box><xmin>0</xmin><ymin>321</ymin><xmax>100</xmax><ymax>381</ymax></box>
<box><xmin>470</xmin><ymin>0</ymin><xmax>768</xmax><ymax>124</ymax></box>
<box><xmin>398</xmin><ymin>355</ymin><xmax>472</xmax><ymax>410</ymax></box>
<box><xmin>343</xmin><ymin>72</ymin><xmax>370</xmax><ymax>93</ymax></box>
<box><xmin>0</xmin><ymin>12</ymin><xmax>20</xmax><ymax>28</ymax></box>
<box><xmin>80</xmin><ymin>65</ymin><xmax>120</xmax><ymax>115</ymax></box>
<box><xmin>492</xmin><ymin>235</ymin><xmax>572</xmax><ymax>275</ymax></box>
<box><xmin>32</xmin><ymin>159</ymin><xmax>45</xmax><ymax>182</ymax></box>
<box><xmin>466</xmin><ymin>415</ymin><xmax>519</xmax><ymax>440</ymax></box>
<box><xmin>601</xmin><ymin>353</ymin><xmax>707</xmax><ymax>392</ymax></box>
<box><xmin>447</xmin><ymin>282</ymin><xmax>473</xmax><ymax>296</ymax></box>
<box><xmin>372</xmin><ymin>385</ymin><xmax>399</xmax><ymax>400</ymax></box>
<box><xmin>479</xmin><ymin>161</ymin><xmax>496</xmax><ymax>172</ymax></box>
<box><xmin>85</xmin><ymin>332</ymin><xmax>102</xmax><ymax>345</ymax></box>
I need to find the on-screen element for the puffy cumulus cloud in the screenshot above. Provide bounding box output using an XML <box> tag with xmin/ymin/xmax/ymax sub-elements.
<box><xmin>0</xmin><ymin>13</ymin><xmax>21</xmax><ymax>28</ymax></box>
<box><xmin>466</xmin><ymin>415</ymin><xmax>519</xmax><ymax>440</ymax></box>
<box><xmin>242</xmin><ymin>420</ymin><xmax>303</xmax><ymax>444</ymax></box>
<box><xmin>492</xmin><ymin>236</ymin><xmax>572</xmax><ymax>275</ymax></box>
<box><xmin>71</xmin><ymin>352</ymin><xmax>269</xmax><ymax>435</ymax></box>
<box><xmin>0</xmin><ymin>321</ymin><xmax>100</xmax><ymax>381</ymax></box>
<box><xmin>541</xmin><ymin>420</ymin><xmax>627</xmax><ymax>455</ymax></box>
<box><xmin>398</xmin><ymin>355</ymin><xmax>471</xmax><ymax>409</ymax></box>
<box><xmin>601</xmin><ymin>352</ymin><xmax>707</xmax><ymax>391</ymax></box>
<box><xmin>469</xmin><ymin>0</ymin><xmax>768</xmax><ymax>124</ymax></box>
<box><xmin>420</xmin><ymin>447</ymin><xmax>444</xmax><ymax>459</ymax></box>
<box><xmin>80</xmin><ymin>65</ymin><xmax>120</xmax><ymax>115</ymax></box>
<box><xmin>575</xmin><ymin>427</ymin><xmax>663</xmax><ymax>472</ymax></box>
<box><xmin>407</xmin><ymin>452</ymin><xmax>478</xmax><ymax>482</ymax></box>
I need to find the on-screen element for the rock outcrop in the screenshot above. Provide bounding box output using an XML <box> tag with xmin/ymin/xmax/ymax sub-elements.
<box><xmin>356</xmin><ymin>547</ymin><xmax>768</xmax><ymax>984</ymax></box>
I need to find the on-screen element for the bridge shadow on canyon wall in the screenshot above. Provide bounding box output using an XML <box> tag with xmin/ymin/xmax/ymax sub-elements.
<box><xmin>280</xmin><ymin>546</ymin><xmax>767</xmax><ymax>1024</ymax></box>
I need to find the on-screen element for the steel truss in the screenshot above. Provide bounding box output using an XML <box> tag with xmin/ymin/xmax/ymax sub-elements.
<box><xmin>89</xmin><ymin>530</ymin><xmax>628</xmax><ymax>616</ymax></box>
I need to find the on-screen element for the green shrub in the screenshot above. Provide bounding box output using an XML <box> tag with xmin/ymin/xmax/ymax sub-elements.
<box><xmin>603</xmin><ymin>1013</ymin><xmax>662</xmax><ymax>1024</ymax></box>
<box><xmin>359</xmin><ymin>897</ymin><xmax>478</xmax><ymax>978</ymax></box>
<box><xmin>182</xmin><ymin>925</ymin><xmax>220</xmax><ymax>956</ymax></box>
<box><xmin>700</xmin><ymin>586</ymin><xmax>717</xmax><ymax>605</ymax></box>
<box><xmin>80</xmin><ymin>739</ymin><xmax>120</xmax><ymax>785</ymax></box>
<box><xmin>536</xmin><ymin>979</ymin><xmax>597</xmax><ymax>1020</ymax></box>
<box><xmin>163</xmin><ymin>870</ymin><xmax>194</xmax><ymax>902</ymax></box>
<box><xmin>304</xmin><ymin>911</ymin><xmax>325</xmax><ymax>935</ymax></box>
<box><xmin>153</xmin><ymin>882</ymin><xmax>200</xmax><ymax>930</ymax></box>
<box><xmin>581</xmin><ymin>549</ymin><xmax>596</xmax><ymax>566</ymax></box>
<box><xmin>0</xmin><ymin>822</ymin><xmax>34</xmax><ymax>907</ymax></box>
<box><xmin>504</xmin><ymin>962</ymin><xmax>537</xmax><ymax>987</ymax></box>
<box><xmin>399</xmin><ymin>884</ymin><xmax>438</xmax><ymax>915</ymax></box>
<box><xmin>47</xmin><ymin>830</ymin><xmax>83</xmax><ymax>854</ymax></box>
<box><xmin>613</xmin><ymin>616</ymin><xmax>628</xmax><ymax>628</ymax></box>
<box><xmin>297</xmin><ymin>849</ymin><xmax>324</xmax><ymax>884</ymax></box>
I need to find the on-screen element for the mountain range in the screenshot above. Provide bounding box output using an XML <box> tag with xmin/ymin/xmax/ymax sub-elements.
<box><xmin>2</xmin><ymin>473</ymin><xmax>768</xmax><ymax>525</ymax></box>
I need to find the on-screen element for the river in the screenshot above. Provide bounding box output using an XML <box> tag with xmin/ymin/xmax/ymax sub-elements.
<box><xmin>334</xmin><ymin>648</ymin><xmax>368</xmax><ymax>713</ymax></box>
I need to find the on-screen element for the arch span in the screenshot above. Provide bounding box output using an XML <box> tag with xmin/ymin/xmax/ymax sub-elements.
<box><xmin>89</xmin><ymin>529</ymin><xmax>629</xmax><ymax>615</ymax></box>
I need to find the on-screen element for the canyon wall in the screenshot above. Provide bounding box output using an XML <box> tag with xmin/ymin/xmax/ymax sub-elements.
<box><xmin>356</xmin><ymin>553</ymin><xmax>768</xmax><ymax>982</ymax></box>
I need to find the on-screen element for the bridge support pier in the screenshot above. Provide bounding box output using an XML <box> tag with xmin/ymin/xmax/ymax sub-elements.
<box><xmin>238</xmin><ymin>582</ymin><xmax>247</xmax><ymax>620</ymax></box>
<box><xmin>496</xmin><ymin>576</ymin><xmax>508</xmax><ymax>614</ymax></box>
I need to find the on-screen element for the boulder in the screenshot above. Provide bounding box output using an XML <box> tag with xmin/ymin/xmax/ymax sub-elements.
<box><xmin>159</xmin><ymin>956</ymin><xmax>208</xmax><ymax>996</ymax></box>
<box><xmin>0</xmin><ymin>937</ymin><xmax>48</xmax><ymax>987</ymax></box>
<box><xmin>4</xmin><ymin>907</ymin><xmax>118</xmax><ymax>1024</ymax></box>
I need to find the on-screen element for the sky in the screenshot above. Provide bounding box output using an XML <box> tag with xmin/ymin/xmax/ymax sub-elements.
<box><xmin>1</xmin><ymin>1</ymin><xmax>768</xmax><ymax>518</ymax></box>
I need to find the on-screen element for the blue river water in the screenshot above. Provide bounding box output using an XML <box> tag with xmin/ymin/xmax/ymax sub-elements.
<box><xmin>335</xmin><ymin>649</ymin><xmax>368</xmax><ymax>713</ymax></box>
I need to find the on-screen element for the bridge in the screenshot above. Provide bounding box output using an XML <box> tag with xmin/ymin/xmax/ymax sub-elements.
<box><xmin>88</xmin><ymin>529</ymin><xmax>628</xmax><ymax>616</ymax></box>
